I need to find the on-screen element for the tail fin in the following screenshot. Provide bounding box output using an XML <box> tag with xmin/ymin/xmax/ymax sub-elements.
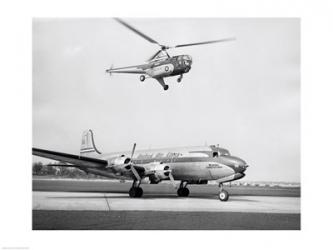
<box><xmin>80</xmin><ymin>129</ymin><xmax>102</xmax><ymax>157</ymax></box>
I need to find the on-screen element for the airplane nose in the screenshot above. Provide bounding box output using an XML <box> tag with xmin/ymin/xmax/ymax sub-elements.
<box><xmin>238</xmin><ymin>163</ymin><xmax>249</xmax><ymax>173</ymax></box>
<box><xmin>230</xmin><ymin>157</ymin><xmax>248</xmax><ymax>173</ymax></box>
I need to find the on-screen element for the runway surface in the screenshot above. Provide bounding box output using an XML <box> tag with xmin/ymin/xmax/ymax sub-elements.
<box><xmin>33</xmin><ymin>210</ymin><xmax>300</xmax><ymax>230</ymax></box>
<box><xmin>32</xmin><ymin>178</ymin><xmax>301</xmax><ymax>230</ymax></box>
<box><xmin>33</xmin><ymin>178</ymin><xmax>301</xmax><ymax>197</ymax></box>
<box><xmin>33</xmin><ymin>192</ymin><xmax>300</xmax><ymax>214</ymax></box>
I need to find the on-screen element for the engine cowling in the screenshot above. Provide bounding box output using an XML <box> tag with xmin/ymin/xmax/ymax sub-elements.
<box><xmin>146</xmin><ymin>162</ymin><xmax>172</xmax><ymax>183</ymax></box>
<box><xmin>108</xmin><ymin>155</ymin><xmax>131</xmax><ymax>166</ymax></box>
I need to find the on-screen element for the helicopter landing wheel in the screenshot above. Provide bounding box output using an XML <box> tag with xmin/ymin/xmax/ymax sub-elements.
<box><xmin>163</xmin><ymin>85</ymin><xmax>169</xmax><ymax>91</ymax></box>
<box><xmin>177</xmin><ymin>75</ymin><xmax>183</xmax><ymax>83</ymax></box>
<box><xmin>140</xmin><ymin>75</ymin><xmax>145</xmax><ymax>82</ymax></box>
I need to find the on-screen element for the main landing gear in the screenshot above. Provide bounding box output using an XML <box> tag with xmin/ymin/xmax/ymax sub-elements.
<box><xmin>218</xmin><ymin>183</ymin><xmax>229</xmax><ymax>201</ymax></box>
<box><xmin>177</xmin><ymin>74</ymin><xmax>183</xmax><ymax>83</ymax></box>
<box><xmin>177</xmin><ymin>181</ymin><xmax>189</xmax><ymax>197</ymax></box>
<box><xmin>129</xmin><ymin>180</ymin><xmax>143</xmax><ymax>198</ymax></box>
<box><xmin>140</xmin><ymin>75</ymin><xmax>146</xmax><ymax>82</ymax></box>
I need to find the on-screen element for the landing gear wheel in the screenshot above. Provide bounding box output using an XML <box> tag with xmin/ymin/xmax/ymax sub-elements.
<box><xmin>136</xmin><ymin>187</ymin><xmax>143</xmax><ymax>197</ymax></box>
<box><xmin>129</xmin><ymin>187</ymin><xmax>136</xmax><ymax>198</ymax></box>
<box><xmin>218</xmin><ymin>190</ymin><xmax>229</xmax><ymax>201</ymax></box>
<box><xmin>177</xmin><ymin>76</ymin><xmax>183</xmax><ymax>83</ymax></box>
<box><xmin>182</xmin><ymin>187</ymin><xmax>189</xmax><ymax>197</ymax></box>
<box><xmin>129</xmin><ymin>187</ymin><xmax>143</xmax><ymax>198</ymax></box>
<box><xmin>163</xmin><ymin>85</ymin><xmax>169</xmax><ymax>91</ymax></box>
<box><xmin>140</xmin><ymin>75</ymin><xmax>145</xmax><ymax>82</ymax></box>
<box><xmin>177</xmin><ymin>187</ymin><xmax>190</xmax><ymax>197</ymax></box>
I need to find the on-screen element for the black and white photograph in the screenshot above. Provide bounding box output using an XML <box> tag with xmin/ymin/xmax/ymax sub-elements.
<box><xmin>1</xmin><ymin>0</ymin><xmax>333</xmax><ymax>249</ymax></box>
<box><xmin>32</xmin><ymin>18</ymin><xmax>300</xmax><ymax>230</ymax></box>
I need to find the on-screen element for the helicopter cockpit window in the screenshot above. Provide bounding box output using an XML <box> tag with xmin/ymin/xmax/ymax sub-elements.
<box><xmin>182</xmin><ymin>55</ymin><xmax>189</xmax><ymax>60</ymax></box>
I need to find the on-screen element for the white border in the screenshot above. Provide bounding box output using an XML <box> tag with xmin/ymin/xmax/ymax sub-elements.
<box><xmin>1</xmin><ymin>0</ymin><xmax>333</xmax><ymax>249</ymax></box>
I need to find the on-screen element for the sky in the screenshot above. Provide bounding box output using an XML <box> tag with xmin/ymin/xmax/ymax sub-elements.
<box><xmin>32</xmin><ymin>18</ymin><xmax>300</xmax><ymax>182</ymax></box>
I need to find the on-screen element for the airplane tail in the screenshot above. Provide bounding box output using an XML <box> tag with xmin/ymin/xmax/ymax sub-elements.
<box><xmin>80</xmin><ymin>129</ymin><xmax>102</xmax><ymax>157</ymax></box>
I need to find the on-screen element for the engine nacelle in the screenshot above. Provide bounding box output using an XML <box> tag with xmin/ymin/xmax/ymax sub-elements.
<box><xmin>145</xmin><ymin>162</ymin><xmax>171</xmax><ymax>183</ymax></box>
<box><xmin>108</xmin><ymin>155</ymin><xmax>131</xmax><ymax>166</ymax></box>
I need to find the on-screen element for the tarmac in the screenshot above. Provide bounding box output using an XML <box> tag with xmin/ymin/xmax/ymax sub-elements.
<box><xmin>32</xmin><ymin>178</ymin><xmax>301</xmax><ymax>229</ymax></box>
<box><xmin>33</xmin><ymin>191</ymin><xmax>300</xmax><ymax>214</ymax></box>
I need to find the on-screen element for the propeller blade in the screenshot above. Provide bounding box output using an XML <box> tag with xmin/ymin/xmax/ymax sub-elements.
<box><xmin>174</xmin><ymin>37</ymin><xmax>236</xmax><ymax>48</ymax></box>
<box><xmin>130</xmin><ymin>143</ymin><xmax>136</xmax><ymax>160</ymax></box>
<box><xmin>130</xmin><ymin>165</ymin><xmax>141</xmax><ymax>181</ymax></box>
<box><xmin>168</xmin><ymin>172</ymin><xmax>177</xmax><ymax>189</ymax></box>
<box><xmin>115</xmin><ymin>18</ymin><xmax>161</xmax><ymax>45</ymax></box>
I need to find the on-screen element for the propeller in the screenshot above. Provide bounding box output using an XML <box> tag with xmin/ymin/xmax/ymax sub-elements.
<box><xmin>121</xmin><ymin>143</ymin><xmax>141</xmax><ymax>181</ymax></box>
<box><xmin>130</xmin><ymin>143</ymin><xmax>136</xmax><ymax>160</ymax></box>
<box><xmin>163</xmin><ymin>166</ymin><xmax>177</xmax><ymax>189</ymax></box>
<box><xmin>105</xmin><ymin>64</ymin><xmax>113</xmax><ymax>75</ymax></box>
<box><xmin>115</xmin><ymin>18</ymin><xmax>236</xmax><ymax>61</ymax></box>
<box><xmin>124</xmin><ymin>142</ymin><xmax>177</xmax><ymax>187</ymax></box>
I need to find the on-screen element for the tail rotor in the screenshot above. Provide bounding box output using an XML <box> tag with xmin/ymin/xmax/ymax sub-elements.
<box><xmin>106</xmin><ymin>64</ymin><xmax>114</xmax><ymax>75</ymax></box>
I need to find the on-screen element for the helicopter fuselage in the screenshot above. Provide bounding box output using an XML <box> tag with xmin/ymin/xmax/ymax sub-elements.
<box><xmin>144</xmin><ymin>54</ymin><xmax>192</xmax><ymax>79</ymax></box>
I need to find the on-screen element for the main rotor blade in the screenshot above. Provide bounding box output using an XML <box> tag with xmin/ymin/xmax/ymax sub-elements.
<box><xmin>147</xmin><ymin>49</ymin><xmax>162</xmax><ymax>61</ymax></box>
<box><xmin>115</xmin><ymin>18</ymin><xmax>160</xmax><ymax>45</ymax></box>
<box><xmin>174</xmin><ymin>37</ymin><xmax>236</xmax><ymax>48</ymax></box>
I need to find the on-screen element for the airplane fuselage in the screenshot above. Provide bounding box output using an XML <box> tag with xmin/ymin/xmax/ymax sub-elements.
<box><xmin>93</xmin><ymin>145</ymin><xmax>247</xmax><ymax>183</ymax></box>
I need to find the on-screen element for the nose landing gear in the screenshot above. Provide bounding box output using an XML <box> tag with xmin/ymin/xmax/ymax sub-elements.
<box><xmin>218</xmin><ymin>183</ymin><xmax>229</xmax><ymax>201</ymax></box>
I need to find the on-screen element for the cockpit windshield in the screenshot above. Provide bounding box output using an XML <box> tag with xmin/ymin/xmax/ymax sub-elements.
<box><xmin>210</xmin><ymin>145</ymin><xmax>230</xmax><ymax>157</ymax></box>
<box><xmin>219</xmin><ymin>149</ymin><xmax>230</xmax><ymax>156</ymax></box>
<box><xmin>183</xmin><ymin>55</ymin><xmax>192</xmax><ymax>61</ymax></box>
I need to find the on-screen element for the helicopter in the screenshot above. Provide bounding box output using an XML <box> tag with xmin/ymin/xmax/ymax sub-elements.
<box><xmin>106</xmin><ymin>18</ymin><xmax>235</xmax><ymax>91</ymax></box>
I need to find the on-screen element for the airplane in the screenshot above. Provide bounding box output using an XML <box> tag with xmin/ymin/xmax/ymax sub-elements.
<box><xmin>106</xmin><ymin>18</ymin><xmax>235</xmax><ymax>91</ymax></box>
<box><xmin>32</xmin><ymin>129</ymin><xmax>248</xmax><ymax>201</ymax></box>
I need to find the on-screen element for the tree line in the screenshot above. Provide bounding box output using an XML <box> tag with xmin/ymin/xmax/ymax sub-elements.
<box><xmin>32</xmin><ymin>161</ymin><xmax>107</xmax><ymax>179</ymax></box>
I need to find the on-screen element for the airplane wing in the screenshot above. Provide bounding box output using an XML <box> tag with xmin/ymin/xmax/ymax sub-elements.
<box><xmin>32</xmin><ymin>147</ymin><xmax>146</xmax><ymax>174</ymax></box>
<box><xmin>32</xmin><ymin>148</ymin><xmax>108</xmax><ymax>168</ymax></box>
